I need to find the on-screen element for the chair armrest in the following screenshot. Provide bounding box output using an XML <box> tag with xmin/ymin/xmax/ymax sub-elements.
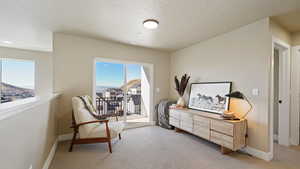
<box><xmin>73</xmin><ymin>119</ymin><xmax>109</xmax><ymax>128</ymax></box>
<box><xmin>72</xmin><ymin>119</ymin><xmax>112</xmax><ymax>139</ymax></box>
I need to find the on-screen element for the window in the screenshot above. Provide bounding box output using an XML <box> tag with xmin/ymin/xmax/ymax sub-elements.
<box><xmin>0</xmin><ymin>59</ymin><xmax>35</xmax><ymax>104</ymax></box>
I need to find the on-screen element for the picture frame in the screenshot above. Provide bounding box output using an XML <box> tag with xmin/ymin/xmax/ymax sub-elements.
<box><xmin>188</xmin><ymin>82</ymin><xmax>232</xmax><ymax>114</ymax></box>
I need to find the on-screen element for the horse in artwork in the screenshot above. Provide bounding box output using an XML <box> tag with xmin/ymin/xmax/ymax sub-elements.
<box><xmin>197</xmin><ymin>94</ymin><xmax>213</xmax><ymax>103</ymax></box>
<box><xmin>215</xmin><ymin>95</ymin><xmax>226</xmax><ymax>104</ymax></box>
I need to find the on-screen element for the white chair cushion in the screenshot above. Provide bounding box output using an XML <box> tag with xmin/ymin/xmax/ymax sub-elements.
<box><xmin>86</xmin><ymin>121</ymin><xmax>125</xmax><ymax>138</ymax></box>
<box><xmin>72</xmin><ymin>96</ymin><xmax>124</xmax><ymax>139</ymax></box>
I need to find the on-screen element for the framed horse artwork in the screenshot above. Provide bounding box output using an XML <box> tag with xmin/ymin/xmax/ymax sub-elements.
<box><xmin>187</xmin><ymin>82</ymin><xmax>232</xmax><ymax>114</ymax></box>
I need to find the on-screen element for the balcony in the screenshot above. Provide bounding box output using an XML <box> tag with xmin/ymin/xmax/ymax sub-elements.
<box><xmin>95</xmin><ymin>94</ymin><xmax>143</xmax><ymax>121</ymax></box>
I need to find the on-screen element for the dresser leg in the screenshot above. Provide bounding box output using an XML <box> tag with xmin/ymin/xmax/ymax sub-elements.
<box><xmin>220</xmin><ymin>146</ymin><xmax>232</xmax><ymax>154</ymax></box>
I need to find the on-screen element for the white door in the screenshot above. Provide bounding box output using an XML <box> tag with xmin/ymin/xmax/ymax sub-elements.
<box><xmin>277</xmin><ymin>46</ymin><xmax>291</xmax><ymax>146</ymax></box>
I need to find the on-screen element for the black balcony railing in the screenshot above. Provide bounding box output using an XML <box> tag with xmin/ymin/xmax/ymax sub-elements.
<box><xmin>95</xmin><ymin>95</ymin><xmax>141</xmax><ymax>119</ymax></box>
<box><xmin>96</xmin><ymin>97</ymin><xmax>123</xmax><ymax>118</ymax></box>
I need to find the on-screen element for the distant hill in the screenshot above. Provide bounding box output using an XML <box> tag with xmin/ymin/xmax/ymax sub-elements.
<box><xmin>2</xmin><ymin>82</ymin><xmax>33</xmax><ymax>92</ymax></box>
<box><xmin>96</xmin><ymin>86</ymin><xmax>112</xmax><ymax>93</ymax></box>
<box><xmin>121</xmin><ymin>79</ymin><xmax>141</xmax><ymax>91</ymax></box>
<box><xmin>1</xmin><ymin>82</ymin><xmax>34</xmax><ymax>102</ymax></box>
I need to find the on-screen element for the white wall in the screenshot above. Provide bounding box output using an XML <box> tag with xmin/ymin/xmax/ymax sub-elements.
<box><xmin>169</xmin><ymin>18</ymin><xmax>272</xmax><ymax>152</ymax></box>
<box><xmin>0</xmin><ymin>96</ymin><xmax>59</xmax><ymax>169</ymax></box>
<box><xmin>290</xmin><ymin>46</ymin><xmax>300</xmax><ymax>145</ymax></box>
<box><xmin>53</xmin><ymin>33</ymin><xmax>170</xmax><ymax>134</ymax></box>
<box><xmin>0</xmin><ymin>46</ymin><xmax>57</xmax><ymax>169</ymax></box>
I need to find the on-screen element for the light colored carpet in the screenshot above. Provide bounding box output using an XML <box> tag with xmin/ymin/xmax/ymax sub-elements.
<box><xmin>49</xmin><ymin>126</ymin><xmax>300</xmax><ymax>169</ymax></box>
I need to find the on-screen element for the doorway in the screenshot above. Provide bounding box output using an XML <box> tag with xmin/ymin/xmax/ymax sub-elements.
<box><xmin>93</xmin><ymin>58</ymin><xmax>154</xmax><ymax>128</ymax></box>
<box><xmin>270</xmin><ymin>39</ymin><xmax>300</xmax><ymax>161</ymax></box>
<box><xmin>270</xmin><ymin>38</ymin><xmax>292</xmax><ymax>161</ymax></box>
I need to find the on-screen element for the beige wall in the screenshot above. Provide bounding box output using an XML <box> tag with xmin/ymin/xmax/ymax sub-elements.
<box><xmin>270</xmin><ymin>20</ymin><xmax>292</xmax><ymax>45</ymax></box>
<box><xmin>169</xmin><ymin>18</ymin><xmax>272</xmax><ymax>152</ymax></box>
<box><xmin>292</xmin><ymin>32</ymin><xmax>300</xmax><ymax>46</ymax></box>
<box><xmin>53</xmin><ymin>33</ymin><xmax>170</xmax><ymax>135</ymax></box>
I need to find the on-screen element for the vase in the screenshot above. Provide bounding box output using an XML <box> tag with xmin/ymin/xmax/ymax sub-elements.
<box><xmin>177</xmin><ymin>97</ymin><xmax>185</xmax><ymax>107</ymax></box>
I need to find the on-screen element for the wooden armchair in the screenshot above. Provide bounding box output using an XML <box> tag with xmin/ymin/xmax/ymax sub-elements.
<box><xmin>69</xmin><ymin>96</ymin><xmax>124</xmax><ymax>153</ymax></box>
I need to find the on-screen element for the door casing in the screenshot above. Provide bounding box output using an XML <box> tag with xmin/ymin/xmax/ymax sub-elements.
<box><xmin>269</xmin><ymin>37</ymin><xmax>291</xmax><ymax>160</ymax></box>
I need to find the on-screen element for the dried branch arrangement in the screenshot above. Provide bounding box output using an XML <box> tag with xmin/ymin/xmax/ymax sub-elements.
<box><xmin>174</xmin><ymin>74</ymin><xmax>190</xmax><ymax>96</ymax></box>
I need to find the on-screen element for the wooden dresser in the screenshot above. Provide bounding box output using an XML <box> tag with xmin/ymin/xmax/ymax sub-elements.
<box><xmin>169</xmin><ymin>108</ymin><xmax>247</xmax><ymax>153</ymax></box>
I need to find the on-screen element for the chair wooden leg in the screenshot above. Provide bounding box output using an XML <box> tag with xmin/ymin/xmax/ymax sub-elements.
<box><xmin>69</xmin><ymin>132</ymin><xmax>77</xmax><ymax>152</ymax></box>
<box><xmin>108</xmin><ymin>140</ymin><xmax>112</xmax><ymax>153</ymax></box>
<box><xmin>69</xmin><ymin>142</ymin><xmax>73</xmax><ymax>152</ymax></box>
<box><xmin>118</xmin><ymin>133</ymin><xmax>121</xmax><ymax>140</ymax></box>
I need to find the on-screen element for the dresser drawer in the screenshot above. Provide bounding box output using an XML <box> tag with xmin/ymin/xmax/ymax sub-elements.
<box><xmin>169</xmin><ymin>117</ymin><xmax>180</xmax><ymax>127</ymax></box>
<box><xmin>193</xmin><ymin>115</ymin><xmax>210</xmax><ymax>128</ymax></box>
<box><xmin>180</xmin><ymin>121</ymin><xmax>193</xmax><ymax>132</ymax></box>
<box><xmin>211</xmin><ymin>120</ymin><xmax>234</xmax><ymax>136</ymax></box>
<box><xmin>169</xmin><ymin>109</ymin><xmax>181</xmax><ymax>119</ymax></box>
<box><xmin>193</xmin><ymin>126</ymin><xmax>210</xmax><ymax>140</ymax></box>
<box><xmin>210</xmin><ymin>131</ymin><xmax>233</xmax><ymax>149</ymax></box>
<box><xmin>181</xmin><ymin>112</ymin><xmax>193</xmax><ymax>120</ymax></box>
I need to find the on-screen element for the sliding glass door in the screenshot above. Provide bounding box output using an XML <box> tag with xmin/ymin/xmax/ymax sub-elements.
<box><xmin>125</xmin><ymin>64</ymin><xmax>148</xmax><ymax>123</ymax></box>
<box><xmin>95</xmin><ymin>61</ymin><xmax>150</xmax><ymax>125</ymax></box>
<box><xmin>95</xmin><ymin>62</ymin><xmax>125</xmax><ymax>120</ymax></box>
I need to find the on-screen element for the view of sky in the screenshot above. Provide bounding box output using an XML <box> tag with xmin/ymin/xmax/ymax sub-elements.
<box><xmin>1</xmin><ymin>59</ymin><xmax>35</xmax><ymax>89</ymax></box>
<box><xmin>96</xmin><ymin>62</ymin><xmax>141</xmax><ymax>87</ymax></box>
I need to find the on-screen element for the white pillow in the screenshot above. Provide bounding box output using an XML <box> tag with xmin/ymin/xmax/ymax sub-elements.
<box><xmin>82</xmin><ymin>95</ymin><xmax>97</xmax><ymax>113</ymax></box>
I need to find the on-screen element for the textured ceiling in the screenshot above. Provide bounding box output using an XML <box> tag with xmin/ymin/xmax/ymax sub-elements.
<box><xmin>271</xmin><ymin>10</ymin><xmax>300</xmax><ymax>33</ymax></box>
<box><xmin>0</xmin><ymin>0</ymin><xmax>300</xmax><ymax>51</ymax></box>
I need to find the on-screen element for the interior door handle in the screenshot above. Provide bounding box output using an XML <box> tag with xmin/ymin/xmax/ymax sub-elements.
<box><xmin>278</xmin><ymin>100</ymin><xmax>282</xmax><ymax>104</ymax></box>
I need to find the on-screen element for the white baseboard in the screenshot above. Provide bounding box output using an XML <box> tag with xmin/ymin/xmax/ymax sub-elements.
<box><xmin>42</xmin><ymin>138</ymin><xmax>58</xmax><ymax>169</ymax></box>
<box><xmin>58</xmin><ymin>133</ymin><xmax>73</xmax><ymax>141</ymax></box>
<box><xmin>240</xmin><ymin>146</ymin><xmax>273</xmax><ymax>161</ymax></box>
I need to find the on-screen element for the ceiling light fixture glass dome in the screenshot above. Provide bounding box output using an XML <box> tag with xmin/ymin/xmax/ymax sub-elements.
<box><xmin>143</xmin><ymin>19</ymin><xmax>159</xmax><ymax>29</ymax></box>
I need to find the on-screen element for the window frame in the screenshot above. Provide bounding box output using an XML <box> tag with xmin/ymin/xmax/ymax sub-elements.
<box><xmin>0</xmin><ymin>57</ymin><xmax>36</xmax><ymax>105</ymax></box>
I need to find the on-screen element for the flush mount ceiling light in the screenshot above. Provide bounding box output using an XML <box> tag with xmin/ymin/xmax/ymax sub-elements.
<box><xmin>143</xmin><ymin>19</ymin><xmax>159</xmax><ymax>29</ymax></box>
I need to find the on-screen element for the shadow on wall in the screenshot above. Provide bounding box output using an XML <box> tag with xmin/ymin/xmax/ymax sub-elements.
<box><xmin>57</xmin><ymin>95</ymin><xmax>74</xmax><ymax>134</ymax></box>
